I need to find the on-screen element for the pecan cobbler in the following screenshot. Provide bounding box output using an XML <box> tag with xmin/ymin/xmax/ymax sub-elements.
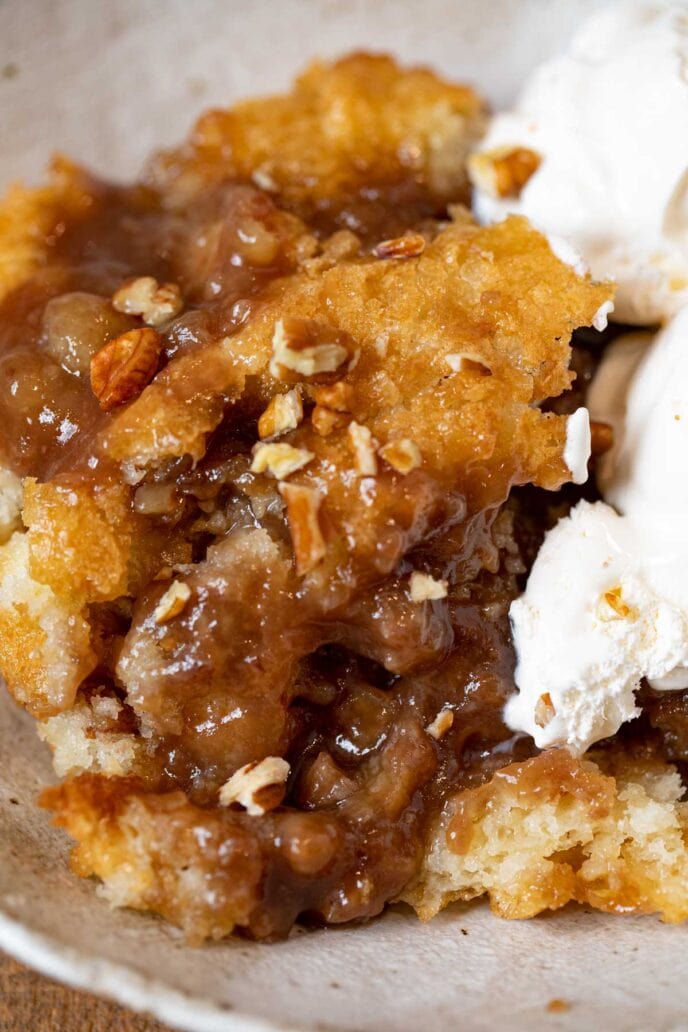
<box><xmin>2</xmin><ymin>54</ymin><xmax>688</xmax><ymax>944</ymax></box>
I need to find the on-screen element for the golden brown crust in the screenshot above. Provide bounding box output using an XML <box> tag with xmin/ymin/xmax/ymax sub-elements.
<box><xmin>0</xmin><ymin>533</ymin><xmax>96</xmax><ymax>717</ymax></box>
<box><xmin>0</xmin><ymin>158</ymin><xmax>99</xmax><ymax>306</ymax></box>
<box><xmin>146</xmin><ymin>53</ymin><xmax>488</xmax><ymax>234</ymax></box>
<box><xmin>41</xmin><ymin>775</ymin><xmax>264</xmax><ymax>944</ymax></box>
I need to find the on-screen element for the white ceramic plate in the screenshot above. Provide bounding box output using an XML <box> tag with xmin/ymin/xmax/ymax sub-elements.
<box><xmin>3</xmin><ymin>2</ymin><xmax>687</xmax><ymax>1029</ymax></box>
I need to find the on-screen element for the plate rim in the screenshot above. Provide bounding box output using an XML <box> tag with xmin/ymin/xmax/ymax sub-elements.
<box><xmin>0</xmin><ymin>907</ymin><xmax>296</xmax><ymax>1032</ymax></box>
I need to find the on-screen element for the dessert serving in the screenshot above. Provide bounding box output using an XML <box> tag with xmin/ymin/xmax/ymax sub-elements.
<box><xmin>2</xmin><ymin>1</ymin><xmax>688</xmax><ymax>946</ymax></box>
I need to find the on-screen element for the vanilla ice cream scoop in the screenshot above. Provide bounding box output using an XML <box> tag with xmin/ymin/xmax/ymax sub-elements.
<box><xmin>470</xmin><ymin>0</ymin><xmax>688</xmax><ymax>326</ymax></box>
<box><xmin>590</xmin><ymin>307</ymin><xmax>688</xmax><ymax>524</ymax></box>
<box><xmin>508</xmin><ymin>307</ymin><xmax>688</xmax><ymax>752</ymax></box>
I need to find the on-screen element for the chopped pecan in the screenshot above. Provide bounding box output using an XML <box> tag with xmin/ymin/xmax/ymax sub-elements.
<box><xmin>218</xmin><ymin>756</ymin><xmax>290</xmax><ymax>816</ymax></box>
<box><xmin>348</xmin><ymin>421</ymin><xmax>378</xmax><ymax>476</ymax></box>
<box><xmin>546</xmin><ymin>1001</ymin><xmax>571</xmax><ymax>1016</ymax></box>
<box><xmin>534</xmin><ymin>692</ymin><xmax>556</xmax><ymax>729</ymax></box>
<box><xmin>250</xmin><ymin>441</ymin><xmax>314</xmax><ymax>480</ymax></box>
<box><xmin>311</xmin><ymin>381</ymin><xmax>354</xmax><ymax>412</ymax></box>
<box><xmin>279</xmin><ymin>482</ymin><xmax>327</xmax><ymax>576</ymax></box>
<box><xmin>311</xmin><ymin>405</ymin><xmax>349</xmax><ymax>437</ymax></box>
<box><xmin>258</xmin><ymin>388</ymin><xmax>304</xmax><ymax>439</ymax></box>
<box><xmin>374</xmin><ymin>233</ymin><xmax>426</xmax><ymax>259</ymax></box>
<box><xmin>468</xmin><ymin>145</ymin><xmax>541</xmax><ymax>199</ymax></box>
<box><xmin>112</xmin><ymin>276</ymin><xmax>183</xmax><ymax>327</ymax></box>
<box><xmin>409</xmin><ymin>571</ymin><xmax>448</xmax><ymax>602</ymax></box>
<box><xmin>269</xmin><ymin>317</ymin><xmax>350</xmax><ymax>380</ymax></box>
<box><xmin>600</xmin><ymin>585</ymin><xmax>637</xmax><ymax>621</ymax></box>
<box><xmin>153</xmin><ymin>580</ymin><xmax>191</xmax><ymax>624</ymax></box>
<box><xmin>90</xmin><ymin>327</ymin><xmax>163</xmax><ymax>412</ymax></box>
<box><xmin>426</xmin><ymin>708</ymin><xmax>454</xmax><ymax>740</ymax></box>
<box><xmin>379</xmin><ymin>438</ymin><xmax>422</xmax><ymax>475</ymax></box>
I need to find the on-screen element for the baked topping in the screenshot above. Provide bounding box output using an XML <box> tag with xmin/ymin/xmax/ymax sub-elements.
<box><xmin>146</xmin><ymin>52</ymin><xmax>488</xmax><ymax>238</ymax></box>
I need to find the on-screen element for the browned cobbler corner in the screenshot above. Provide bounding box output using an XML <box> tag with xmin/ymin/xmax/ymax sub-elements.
<box><xmin>0</xmin><ymin>52</ymin><xmax>625</xmax><ymax>943</ymax></box>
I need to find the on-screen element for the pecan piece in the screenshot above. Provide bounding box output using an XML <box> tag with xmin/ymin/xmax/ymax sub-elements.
<box><xmin>600</xmin><ymin>585</ymin><xmax>637</xmax><ymax>621</ymax></box>
<box><xmin>468</xmin><ymin>146</ymin><xmax>541</xmax><ymax>199</ymax></box>
<box><xmin>90</xmin><ymin>328</ymin><xmax>163</xmax><ymax>412</ymax></box>
<box><xmin>426</xmin><ymin>708</ymin><xmax>454</xmax><ymax>740</ymax></box>
<box><xmin>311</xmin><ymin>405</ymin><xmax>349</xmax><ymax>437</ymax></box>
<box><xmin>279</xmin><ymin>482</ymin><xmax>326</xmax><ymax>576</ymax></box>
<box><xmin>348</xmin><ymin>421</ymin><xmax>378</xmax><ymax>476</ymax></box>
<box><xmin>409</xmin><ymin>571</ymin><xmax>448</xmax><ymax>602</ymax></box>
<box><xmin>534</xmin><ymin>692</ymin><xmax>556</xmax><ymax>729</ymax></box>
<box><xmin>153</xmin><ymin>580</ymin><xmax>191</xmax><ymax>624</ymax></box>
<box><xmin>250</xmin><ymin>442</ymin><xmax>314</xmax><ymax>480</ymax></box>
<box><xmin>379</xmin><ymin>438</ymin><xmax>422</xmax><ymax>475</ymax></box>
<box><xmin>374</xmin><ymin>233</ymin><xmax>426</xmax><ymax>259</ymax></box>
<box><xmin>218</xmin><ymin>757</ymin><xmax>290</xmax><ymax>816</ymax></box>
<box><xmin>311</xmin><ymin>381</ymin><xmax>354</xmax><ymax>412</ymax></box>
<box><xmin>258</xmin><ymin>388</ymin><xmax>303</xmax><ymax>439</ymax></box>
<box><xmin>270</xmin><ymin>318</ymin><xmax>350</xmax><ymax>381</ymax></box>
<box><xmin>112</xmin><ymin>276</ymin><xmax>183</xmax><ymax>327</ymax></box>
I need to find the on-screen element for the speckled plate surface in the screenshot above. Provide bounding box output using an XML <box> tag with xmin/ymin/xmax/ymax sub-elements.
<box><xmin>3</xmin><ymin>2</ymin><xmax>687</xmax><ymax>1030</ymax></box>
